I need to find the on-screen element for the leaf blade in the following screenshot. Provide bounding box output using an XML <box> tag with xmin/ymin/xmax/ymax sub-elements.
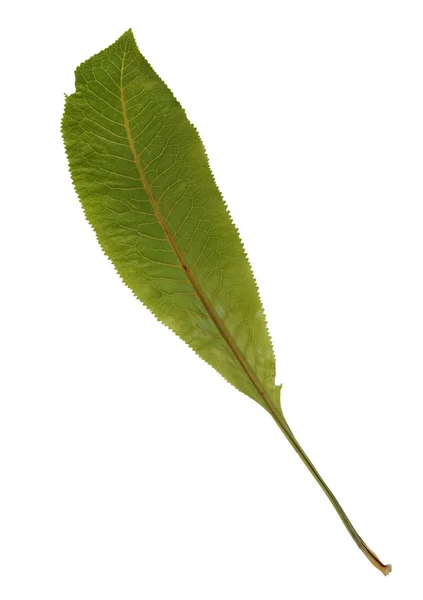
<box><xmin>62</xmin><ymin>29</ymin><xmax>281</xmax><ymax>415</ymax></box>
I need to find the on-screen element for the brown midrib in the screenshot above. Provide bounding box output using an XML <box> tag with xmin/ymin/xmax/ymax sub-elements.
<box><xmin>119</xmin><ymin>76</ymin><xmax>278</xmax><ymax>419</ymax></box>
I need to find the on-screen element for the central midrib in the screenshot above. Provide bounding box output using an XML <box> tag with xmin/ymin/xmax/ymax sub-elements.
<box><xmin>119</xmin><ymin>54</ymin><xmax>279</xmax><ymax>419</ymax></box>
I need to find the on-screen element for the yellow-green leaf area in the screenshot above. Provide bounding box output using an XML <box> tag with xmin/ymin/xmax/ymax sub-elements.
<box><xmin>62</xmin><ymin>29</ymin><xmax>281</xmax><ymax>415</ymax></box>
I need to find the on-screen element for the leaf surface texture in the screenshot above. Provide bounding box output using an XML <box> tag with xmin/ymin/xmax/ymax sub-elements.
<box><xmin>62</xmin><ymin>30</ymin><xmax>281</xmax><ymax>415</ymax></box>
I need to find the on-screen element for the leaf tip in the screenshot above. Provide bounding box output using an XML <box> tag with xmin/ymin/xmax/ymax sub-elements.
<box><xmin>119</xmin><ymin>28</ymin><xmax>135</xmax><ymax>41</ymax></box>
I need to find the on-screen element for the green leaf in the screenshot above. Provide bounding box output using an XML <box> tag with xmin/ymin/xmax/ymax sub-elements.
<box><xmin>62</xmin><ymin>29</ymin><xmax>391</xmax><ymax>576</ymax></box>
<box><xmin>62</xmin><ymin>29</ymin><xmax>281</xmax><ymax>417</ymax></box>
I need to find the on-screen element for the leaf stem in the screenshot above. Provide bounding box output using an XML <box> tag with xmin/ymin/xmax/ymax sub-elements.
<box><xmin>272</xmin><ymin>413</ymin><xmax>391</xmax><ymax>576</ymax></box>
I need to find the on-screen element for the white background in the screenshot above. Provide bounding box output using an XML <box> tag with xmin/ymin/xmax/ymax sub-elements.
<box><xmin>1</xmin><ymin>1</ymin><xmax>422</xmax><ymax>598</ymax></box>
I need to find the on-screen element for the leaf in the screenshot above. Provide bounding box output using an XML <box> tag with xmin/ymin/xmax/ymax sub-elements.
<box><xmin>62</xmin><ymin>30</ymin><xmax>391</xmax><ymax>576</ymax></box>
<box><xmin>62</xmin><ymin>29</ymin><xmax>281</xmax><ymax>418</ymax></box>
